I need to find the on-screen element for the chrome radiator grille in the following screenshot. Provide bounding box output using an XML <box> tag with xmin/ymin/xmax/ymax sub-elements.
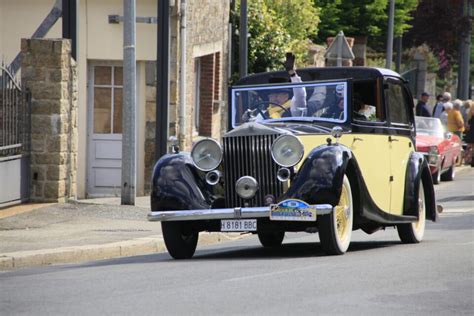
<box><xmin>223</xmin><ymin>134</ymin><xmax>283</xmax><ymax>207</ymax></box>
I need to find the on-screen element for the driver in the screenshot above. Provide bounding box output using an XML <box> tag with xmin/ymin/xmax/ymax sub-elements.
<box><xmin>259</xmin><ymin>53</ymin><xmax>307</xmax><ymax>119</ymax></box>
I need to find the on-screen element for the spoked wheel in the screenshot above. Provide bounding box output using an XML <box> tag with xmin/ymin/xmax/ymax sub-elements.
<box><xmin>397</xmin><ymin>182</ymin><xmax>426</xmax><ymax>243</ymax></box>
<box><xmin>258</xmin><ymin>231</ymin><xmax>285</xmax><ymax>248</ymax></box>
<box><xmin>319</xmin><ymin>175</ymin><xmax>353</xmax><ymax>255</ymax></box>
<box><xmin>161</xmin><ymin>222</ymin><xmax>199</xmax><ymax>259</ymax></box>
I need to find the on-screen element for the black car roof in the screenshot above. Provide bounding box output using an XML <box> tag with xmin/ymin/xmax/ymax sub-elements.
<box><xmin>235</xmin><ymin>67</ymin><xmax>402</xmax><ymax>86</ymax></box>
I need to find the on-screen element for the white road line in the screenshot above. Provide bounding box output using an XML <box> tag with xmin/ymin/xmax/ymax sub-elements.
<box><xmin>223</xmin><ymin>264</ymin><xmax>328</xmax><ymax>282</ymax></box>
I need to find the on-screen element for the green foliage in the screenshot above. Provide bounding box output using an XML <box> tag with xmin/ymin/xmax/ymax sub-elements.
<box><xmin>313</xmin><ymin>0</ymin><xmax>418</xmax><ymax>48</ymax></box>
<box><xmin>232</xmin><ymin>0</ymin><xmax>320</xmax><ymax>75</ymax></box>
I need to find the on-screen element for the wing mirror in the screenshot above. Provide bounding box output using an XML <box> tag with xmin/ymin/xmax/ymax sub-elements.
<box><xmin>444</xmin><ymin>132</ymin><xmax>452</xmax><ymax>140</ymax></box>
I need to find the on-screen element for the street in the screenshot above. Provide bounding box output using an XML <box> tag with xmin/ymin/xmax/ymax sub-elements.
<box><xmin>1</xmin><ymin>168</ymin><xmax>473</xmax><ymax>315</ymax></box>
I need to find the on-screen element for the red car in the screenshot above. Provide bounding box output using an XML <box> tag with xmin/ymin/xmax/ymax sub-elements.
<box><xmin>415</xmin><ymin>116</ymin><xmax>462</xmax><ymax>184</ymax></box>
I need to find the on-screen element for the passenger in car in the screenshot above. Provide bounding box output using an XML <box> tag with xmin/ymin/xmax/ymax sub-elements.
<box><xmin>258</xmin><ymin>53</ymin><xmax>307</xmax><ymax>119</ymax></box>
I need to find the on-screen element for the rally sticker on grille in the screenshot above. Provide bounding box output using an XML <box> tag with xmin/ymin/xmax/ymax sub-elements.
<box><xmin>270</xmin><ymin>199</ymin><xmax>317</xmax><ymax>221</ymax></box>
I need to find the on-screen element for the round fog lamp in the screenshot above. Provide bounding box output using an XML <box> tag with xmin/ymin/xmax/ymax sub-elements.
<box><xmin>236</xmin><ymin>176</ymin><xmax>258</xmax><ymax>199</ymax></box>
<box><xmin>191</xmin><ymin>138</ymin><xmax>223</xmax><ymax>171</ymax></box>
<box><xmin>271</xmin><ymin>135</ymin><xmax>304</xmax><ymax>167</ymax></box>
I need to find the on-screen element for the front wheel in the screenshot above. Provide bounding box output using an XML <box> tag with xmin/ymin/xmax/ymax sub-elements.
<box><xmin>318</xmin><ymin>175</ymin><xmax>353</xmax><ymax>255</ymax></box>
<box><xmin>397</xmin><ymin>182</ymin><xmax>426</xmax><ymax>243</ymax></box>
<box><xmin>258</xmin><ymin>231</ymin><xmax>285</xmax><ymax>248</ymax></box>
<box><xmin>161</xmin><ymin>222</ymin><xmax>199</xmax><ymax>259</ymax></box>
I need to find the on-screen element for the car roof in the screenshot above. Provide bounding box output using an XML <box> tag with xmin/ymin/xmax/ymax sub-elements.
<box><xmin>235</xmin><ymin>67</ymin><xmax>403</xmax><ymax>86</ymax></box>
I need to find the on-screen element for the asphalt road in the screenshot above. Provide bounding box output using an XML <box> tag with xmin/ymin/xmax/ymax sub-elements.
<box><xmin>1</xmin><ymin>168</ymin><xmax>473</xmax><ymax>315</ymax></box>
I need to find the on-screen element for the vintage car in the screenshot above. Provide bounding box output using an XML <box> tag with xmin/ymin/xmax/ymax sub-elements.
<box><xmin>148</xmin><ymin>67</ymin><xmax>437</xmax><ymax>259</ymax></box>
<box><xmin>415</xmin><ymin>116</ymin><xmax>462</xmax><ymax>184</ymax></box>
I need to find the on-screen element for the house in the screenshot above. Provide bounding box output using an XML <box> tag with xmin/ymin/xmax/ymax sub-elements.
<box><xmin>0</xmin><ymin>0</ymin><xmax>230</xmax><ymax>201</ymax></box>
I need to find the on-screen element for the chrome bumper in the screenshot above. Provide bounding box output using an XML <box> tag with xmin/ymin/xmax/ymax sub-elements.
<box><xmin>148</xmin><ymin>204</ymin><xmax>334</xmax><ymax>222</ymax></box>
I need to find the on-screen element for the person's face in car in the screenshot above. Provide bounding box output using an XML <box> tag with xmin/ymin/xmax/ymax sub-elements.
<box><xmin>268</xmin><ymin>92</ymin><xmax>289</xmax><ymax>106</ymax></box>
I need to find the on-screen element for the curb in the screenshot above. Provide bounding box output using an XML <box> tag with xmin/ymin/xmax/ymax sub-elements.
<box><xmin>0</xmin><ymin>232</ymin><xmax>245</xmax><ymax>270</ymax></box>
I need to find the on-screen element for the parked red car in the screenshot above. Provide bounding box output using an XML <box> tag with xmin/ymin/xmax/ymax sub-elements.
<box><xmin>415</xmin><ymin>116</ymin><xmax>462</xmax><ymax>184</ymax></box>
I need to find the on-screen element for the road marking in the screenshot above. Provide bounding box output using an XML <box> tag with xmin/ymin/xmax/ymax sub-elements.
<box><xmin>223</xmin><ymin>264</ymin><xmax>328</xmax><ymax>282</ymax></box>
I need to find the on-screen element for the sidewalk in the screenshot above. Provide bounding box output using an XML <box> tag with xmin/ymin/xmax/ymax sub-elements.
<box><xmin>0</xmin><ymin>197</ymin><xmax>242</xmax><ymax>270</ymax></box>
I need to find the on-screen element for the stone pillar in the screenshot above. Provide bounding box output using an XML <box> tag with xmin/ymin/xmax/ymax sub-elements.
<box><xmin>21</xmin><ymin>38</ymin><xmax>78</xmax><ymax>203</ymax></box>
<box><xmin>352</xmin><ymin>36</ymin><xmax>367</xmax><ymax>66</ymax></box>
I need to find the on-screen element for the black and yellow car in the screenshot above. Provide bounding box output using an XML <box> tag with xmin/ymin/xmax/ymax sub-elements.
<box><xmin>148</xmin><ymin>67</ymin><xmax>437</xmax><ymax>259</ymax></box>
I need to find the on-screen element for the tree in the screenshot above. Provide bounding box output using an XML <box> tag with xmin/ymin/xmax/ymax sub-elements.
<box><xmin>313</xmin><ymin>0</ymin><xmax>418</xmax><ymax>49</ymax></box>
<box><xmin>232</xmin><ymin>0</ymin><xmax>320</xmax><ymax>75</ymax></box>
<box><xmin>403</xmin><ymin>0</ymin><xmax>472</xmax><ymax>77</ymax></box>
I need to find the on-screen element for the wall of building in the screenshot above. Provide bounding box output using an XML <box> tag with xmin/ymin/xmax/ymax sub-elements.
<box><xmin>0</xmin><ymin>0</ymin><xmax>61</xmax><ymax>64</ymax></box>
<box><xmin>2</xmin><ymin>0</ymin><xmax>230</xmax><ymax>198</ymax></box>
<box><xmin>185</xmin><ymin>0</ymin><xmax>230</xmax><ymax>145</ymax></box>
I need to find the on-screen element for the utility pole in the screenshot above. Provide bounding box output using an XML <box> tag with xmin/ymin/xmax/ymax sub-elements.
<box><xmin>121</xmin><ymin>0</ymin><xmax>136</xmax><ymax>205</ymax></box>
<box><xmin>156</xmin><ymin>0</ymin><xmax>170</xmax><ymax>161</ymax></box>
<box><xmin>239</xmin><ymin>0</ymin><xmax>248</xmax><ymax>78</ymax></box>
<box><xmin>458</xmin><ymin>0</ymin><xmax>472</xmax><ymax>99</ymax></box>
<box><xmin>385</xmin><ymin>0</ymin><xmax>395</xmax><ymax>69</ymax></box>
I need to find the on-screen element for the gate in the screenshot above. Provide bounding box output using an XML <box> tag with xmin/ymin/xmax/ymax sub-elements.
<box><xmin>0</xmin><ymin>63</ymin><xmax>30</xmax><ymax>207</ymax></box>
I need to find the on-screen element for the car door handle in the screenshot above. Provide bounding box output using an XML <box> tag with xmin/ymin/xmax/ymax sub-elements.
<box><xmin>353</xmin><ymin>137</ymin><xmax>363</xmax><ymax>143</ymax></box>
<box><xmin>389</xmin><ymin>136</ymin><xmax>399</xmax><ymax>142</ymax></box>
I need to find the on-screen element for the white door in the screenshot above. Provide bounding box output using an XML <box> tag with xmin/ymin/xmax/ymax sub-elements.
<box><xmin>87</xmin><ymin>64</ymin><xmax>123</xmax><ymax>197</ymax></box>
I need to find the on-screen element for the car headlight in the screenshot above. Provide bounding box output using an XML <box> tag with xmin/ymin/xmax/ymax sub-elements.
<box><xmin>191</xmin><ymin>138</ymin><xmax>223</xmax><ymax>171</ymax></box>
<box><xmin>271</xmin><ymin>135</ymin><xmax>304</xmax><ymax>167</ymax></box>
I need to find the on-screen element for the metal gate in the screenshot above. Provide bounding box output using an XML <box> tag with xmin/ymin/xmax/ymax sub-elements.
<box><xmin>0</xmin><ymin>63</ymin><xmax>30</xmax><ymax>207</ymax></box>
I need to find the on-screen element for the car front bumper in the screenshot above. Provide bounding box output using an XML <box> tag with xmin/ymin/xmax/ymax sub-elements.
<box><xmin>148</xmin><ymin>204</ymin><xmax>334</xmax><ymax>222</ymax></box>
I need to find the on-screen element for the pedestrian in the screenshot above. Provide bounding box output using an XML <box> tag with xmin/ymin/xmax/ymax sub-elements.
<box><xmin>415</xmin><ymin>92</ymin><xmax>431</xmax><ymax>117</ymax></box>
<box><xmin>432</xmin><ymin>94</ymin><xmax>444</xmax><ymax>118</ymax></box>
<box><xmin>463</xmin><ymin>102</ymin><xmax>474</xmax><ymax>167</ymax></box>
<box><xmin>255</xmin><ymin>52</ymin><xmax>306</xmax><ymax>120</ymax></box>
<box><xmin>447</xmin><ymin>99</ymin><xmax>464</xmax><ymax>137</ymax></box>
<box><xmin>440</xmin><ymin>102</ymin><xmax>452</xmax><ymax>126</ymax></box>
<box><xmin>461</xmin><ymin>99</ymin><xmax>471</xmax><ymax>130</ymax></box>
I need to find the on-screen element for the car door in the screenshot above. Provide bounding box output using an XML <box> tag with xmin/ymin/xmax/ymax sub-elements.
<box><xmin>384</xmin><ymin>78</ymin><xmax>415</xmax><ymax>215</ymax></box>
<box><xmin>349</xmin><ymin>79</ymin><xmax>392</xmax><ymax>213</ymax></box>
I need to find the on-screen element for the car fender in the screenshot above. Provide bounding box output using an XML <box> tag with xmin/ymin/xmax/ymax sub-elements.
<box><xmin>404</xmin><ymin>152</ymin><xmax>437</xmax><ymax>222</ymax></box>
<box><xmin>282</xmin><ymin>143</ymin><xmax>351</xmax><ymax>206</ymax></box>
<box><xmin>150</xmin><ymin>153</ymin><xmax>222</xmax><ymax>211</ymax></box>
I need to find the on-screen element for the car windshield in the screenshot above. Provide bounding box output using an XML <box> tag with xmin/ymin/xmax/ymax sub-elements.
<box><xmin>415</xmin><ymin>116</ymin><xmax>445</xmax><ymax>138</ymax></box>
<box><xmin>230</xmin><ymin>81</ymin><xmax>348</xmax><ymax>128</ymax></box>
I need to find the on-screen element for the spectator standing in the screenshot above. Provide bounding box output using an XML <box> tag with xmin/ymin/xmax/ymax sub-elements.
<box><xmin>433</xmin><ymin>93</ymin><xmax>448</xmax><ymax>118</ymax></box>
<box><xmin>461</xmin><ymin>100</ymin><xmax>471</xmax><ymax>130</ymax></box>
<box><xmin>440</xmin><ymin>102</ymin><xmax>452</xmax><ymax>126</ymax></box>
<box><xmin>463</xmin><ymin>103</ymin><xmax>474</xmax><ymax>167</ymax></box>
<box><xmin>415</xmin><ymin>92</ymin><xmax>431</xmax><ymax>117</ymax></box>
<box><xmin>447</xmin><ymin>100</ymin><xmax>465</xmax><ymax>137</ymax></box>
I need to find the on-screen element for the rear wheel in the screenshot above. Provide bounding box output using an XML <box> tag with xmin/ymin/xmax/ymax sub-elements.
<box><xmin>397</xmin><ymin>183</ymin><xmax>426</xmax><ymax>243</ymax></box>
<box><xmin>440</xmin><ymin>164</ymin><xmax>455</xmax><ymax>181</ymax></box>
<box><xmin>161</xmin><ymin>222</ymin><xmax>199</xmax><ymax>259</ymax></box>
<box><xmin>319</xmin><ymin>175</ymin><xmax>353</xmax><ymax>255</ymax></box>
<box><xmin>257</xmin><ymin>231</ymin><xmax>285</xmax><ymax>248</ymax></box>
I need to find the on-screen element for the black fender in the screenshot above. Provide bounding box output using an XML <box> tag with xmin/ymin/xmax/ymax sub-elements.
<box><xmin>282</xmin><ymin>143</ymin><xmax>351</xmax><ymax>206</ymax></box>
<box><xmin>150</xmin><ymin>153</ymin><xmax>223</xmax><ymax>211</ymax></box>
<box><xmin>404</xmin><ymin>152</ymin><xmax>438</xmax><ymax>222</ymax></box>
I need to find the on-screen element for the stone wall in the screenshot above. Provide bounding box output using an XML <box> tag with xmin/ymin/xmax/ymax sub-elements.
<box><xmin>21</xmin><ymin>38</ymin><xmax>77</xmax><ymax>202</ymax></box>
<box><xmin>143</xmin><ymin>0</ymin><xmax>230</xmax><ymax>193</ymax></box>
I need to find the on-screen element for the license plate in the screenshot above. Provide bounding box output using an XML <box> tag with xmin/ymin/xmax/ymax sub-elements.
<box><xmin>221</xmin><ymin>219</ymin><xmax>257</xmax><ymax>232</ymax></box>
<box><xmin>270</xmin><ymin>199</ymin><xmax>317</xmax><ymax>221</ymax></box>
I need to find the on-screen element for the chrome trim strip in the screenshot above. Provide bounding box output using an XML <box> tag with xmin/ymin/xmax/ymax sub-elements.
<box><xmin>148</xmin><ymin>204</ymin><xmax>334</xmax><ymax>222</ymax></box>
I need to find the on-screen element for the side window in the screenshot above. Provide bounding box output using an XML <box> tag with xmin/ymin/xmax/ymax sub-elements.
<box><xmin>384</xmin><ymin>79</ymin><xmax>410</xmax><ymax>125</ymax></box>
<box><xmin>352</xmin><ymin>80</ymin><xmax>385</xmax><ymax>122</ymax></box>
